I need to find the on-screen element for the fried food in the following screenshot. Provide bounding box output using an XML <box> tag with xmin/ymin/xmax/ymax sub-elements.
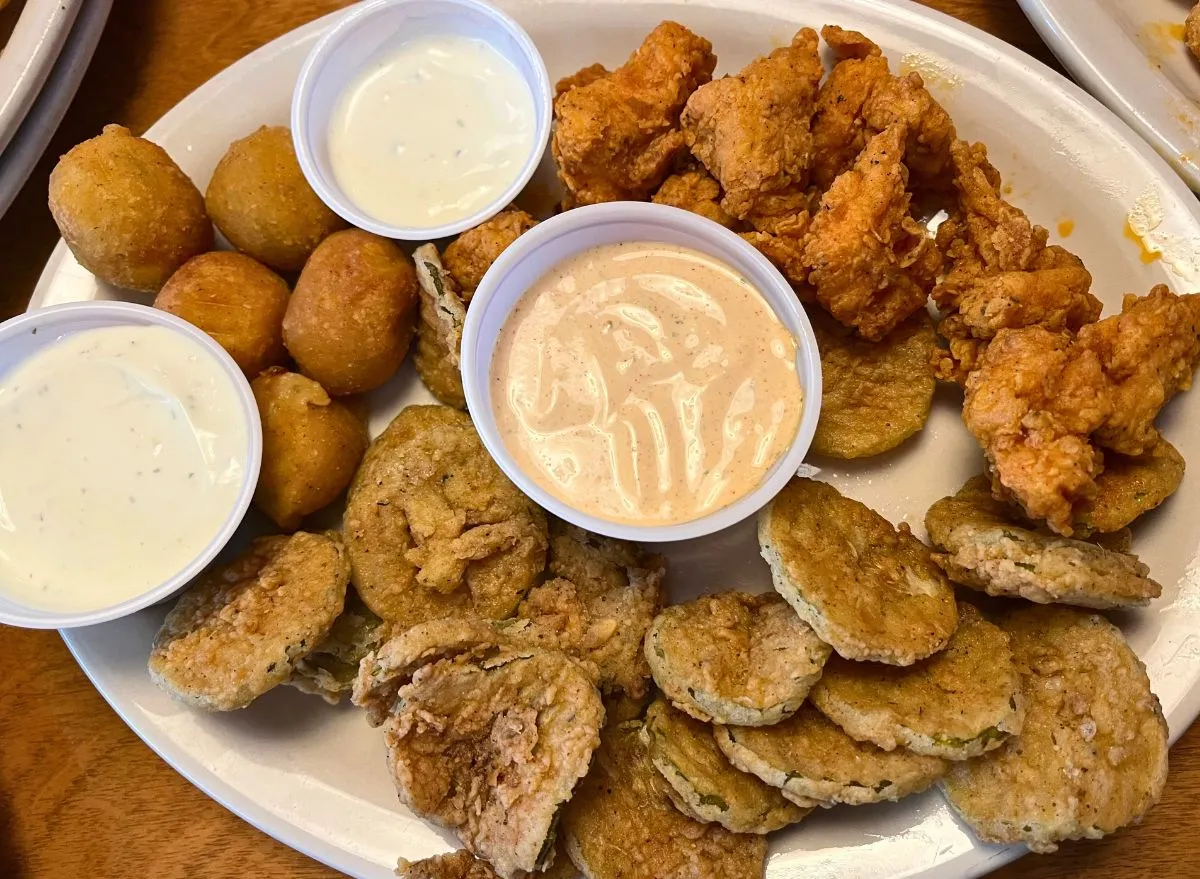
<box><xmin>148</xmin><ymin>532</ymin><xmax>349</xmax><ymax>711</ymax></box>
<box><xmin>283</xmin><ymin>228</ymin><xmax>419</xmax><ymax>395</ymax></box>
<box><xmin>759</xmin><ymin>478</ymin><xmax>957</xmax><ymax>665</ymax></box>
<box><xmin>810</xmin><ymin>308</ymin><xmax>937</xmax><ymax>458</ymax></box>
<box><xmin>1187</xmin><ymin>3</ymin><xmax>1200</xmax><ymax>62</ymax></box>
<box><xmin>652</xmin><ymin>167</ymin><xmax>736</xmax><ymax>228</ymax></box>
<box><xmin>810</xmin><ymin>603</ymin><xmax>1024</xmax><ymax>760</ymax></box>
<box><xmin>381</xmin><ymin>646</ymin><xmax>603</xmax><ymax>877</ymax></box>
<box><xmin>412</xmin><ymin>243</ymin><xmax>468</xmax><ymax>408</ymax></box>
<box><xmin>49</xmin><ymin>124</ymin><xmax>212</xmax><ymax>292</ymax></box>
<box><xmin>252</xmin><ymin>368</ymin><xmax>369</xmax><ymax>530</ymax></box>
<box><xmin>644</xmin><ymin>698</ymin><xmax>810</xmax><ymax>834</ymax></box>
<box><xmin>205</xmin><ymin>125</ymin><xmax>347</xmax><ymax>272</ymax></box>
<box><xmin>715</xmin><ymin>705</ymin><xmax>949</xmax><ymax>807</ymax></box>
<box><xmin>644</xmin><ymin>591</ymin><xmax>829</xmax><ymax>726</ymax></box>
<box><xmin>154</xmin><ymin>251</ymin><xmax>289</xmax><ymax>378</ymax></box>
<box><xmin>681</xmin><ymin>28</ymin><xmax>823</xmax><ymax>224</ymax></box>
<box><xmin>561</xmin><ymin>719</ymin><xmax>768</xmax><ymax>879</ymax></box>
<box><xmin>343</xmin><ymin>405</ymin><xmax>547</xmax><ymax>630</ymax></box>
<box><xmin>396</xmin><ymin>850</ymin><xmax>501</xmax><ymax>879</ymax></box>
<box><xmin>739</xmin><ymin>216</ymin><xmax>812</xmax><ymax>290</ymax></box>
<box><xmin>1078</xmin><ymin>439</ymin><xmax>1186</xmax><ymax>533</ymax></box>
<box><xmin>925</xmin><ymin>476</ymin><xmax>1161</xmax><ymax>608</ymax></box>
<box><xmin>942</xmin><ymin>607</ymin><xmax>1168</xmax><ymax>853</ymax></box>
<box><xmin>555</xmin><ymin>62</ymin><xmax>609</xmax><ymax>99</ymax></box>
<box><xmin>552</xmin><ymin>22</ymin><xmax>716</xmax><ymax>205</ymax></box>
<box><xmin>288</xmin><ymin>594</ymin><xmax>386</xmax><ymax>704</ymax></box>
<box><xmin>803</xmin><ymin>124</ymin><xmax>940</xmax><ymax>340</ymax></box>
<box><xmin>442</xmin><ymin>209</ymin><xmax>537</xmax><ymax>299</ymax></box>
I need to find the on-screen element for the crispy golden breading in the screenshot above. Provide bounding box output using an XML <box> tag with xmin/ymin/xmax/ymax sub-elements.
<box><xmin>810</xmin><ymin>603</ymin><xmax>1025</xmax><ymax>759</ymax></box>
<box><xmin>149</xmin><ymin>532</ymin><xmax>349</xmax><ymax>711</ymax></box>
<box><xmin>925</xmin><ymin>476</ymin><xmax>1160</xmax><ymax>608</ymax></box>
<box><xmin>644</xmin><ymin>698</ymin><xmax>810</xmax><ymax>834</ymax></box>
<box><xmin>682</xmin><ymin>29</ymin><xmax>823</xmax><ymax>222</ymax></box>
<box><xmin>288</xmin><ymin>594</ymin><xmax>386</xmax><ymax>704</ymax></box>
<box><xmin>562</xmin><ymin>719</ymin><xmax>768</xmax><ymax>879</ymax></box>
<box><xmin>739</xmin><ymin>216</ymin><xmax>813</xmax><ymax>292</ymax></box>
<box><xmin>860</xmin><ymin>71</ymin><xmax>956</xmax><ymax>185</ymax></box>
<box><xmin>552</xmin><ymin>22</ymin><xmax>716</xmax><ymax>205</ymax></box>
<box><xmin>804</xmin><ymin>124</ymin><xmax>940</xmax><ymax>341</ymax></box>
<box><xmin>645</xmin><ymin>591</ymin><xmax>830</xmax><ymax>726</ymax></box>
<box><xmin>716</xmin><ymin>705</ymin><xmax>949</xmax><ymax>806</ymax></box>
<box><xmin>555</xmin><ymin>63</ymin><xmax>610</xmax><ymax>99</ymax></box>
<box><xmin>396</xmin><ymin>850</ymin><xmax>501</xmax><ymax>879</ymax></box>
<box><xmin>942</xmin><ymin>607</ymin><xmax>1168</xmax><ymax>853</ymax></box>
<box><xmin>1188</xmin><ymin>3</ymin><xmax>1200</xmax><ymax>61</ymax></box>
<box><xmin>412</xmin><ymin>244</ymin><xmax>468</xmax><ymax>408</ymax></box>
<box><xmin>652</xmin><ymin>167</ymin><xmax>737</xmax><ymax>228</ymax></box>
<box><xmin>342</xmin><ymin>405</ymin><xmax>547</xmax><ymax>629</ymax></box>
<box><xmin>442</xmin><ymin>210</ymin><xmax>538</xmax><ymax>299</ymax></box>
<box><xmin>759</xmin><ymin>478</ymin><xmax>957</xmax><ymax>665</ymax></box>
<box><xmin>1077</xmin><ymin>439</ymin><xmax>1186</xmax><ymax>533</ymax></box>
<box><xmin>383</xmin><ymin>648</ymin><xmax>603</xmax><ymax>878</ymax></box>
<box><xmin>810</xmin><ymin>308</ymin><xmax>937</xmax><ymax>458</ymax></box>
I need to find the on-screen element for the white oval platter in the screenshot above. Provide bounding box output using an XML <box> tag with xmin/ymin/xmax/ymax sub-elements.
<box><xmin>0</xmin><ymin>0</ymin><xmax>83</xmax><ymax>159</ymax></box>
<box><xmin>29</xmin><ymin>1</ymin><xmax>1200</xmax><ymax>877</ymax></box>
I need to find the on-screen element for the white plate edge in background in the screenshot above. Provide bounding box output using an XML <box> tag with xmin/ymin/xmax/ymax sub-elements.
<box><xmin>0</xmin><ymin>0</ymin><xmax>83</xmax><ymax>158</ymax></box>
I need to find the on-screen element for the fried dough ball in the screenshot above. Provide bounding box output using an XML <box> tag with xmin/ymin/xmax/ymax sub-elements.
<box><xmin>154</xmin><ymin>251</ymin><xmax>289</xmax><ymax>377</ymax></box>
<box><xmin>148</xmin><ymin>531</ymin><xmax>349</xmax><ymax>710</ymax></box>
<box><xmin>252</xmin><ymin>368</ymin><xmax>369</xmax><ymax>530</ymax></box>
<box><xmin>283</xmin><ymin>229</ymin><xmax>419</xmax><ymax>395</ymax></box>
<box><xmin>49</xmin><ymin>124</ymin><xmax>213</xmax><ymax>292</ymax></box>
<box><xmin>205</xmin><ymin>125</ymin><xmax>347</xmax><ymax>272</ymax></box>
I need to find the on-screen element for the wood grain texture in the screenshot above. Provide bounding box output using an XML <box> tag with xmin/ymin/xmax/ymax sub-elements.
<box><xmin>0</xmin><ymin>1</ymin><xmax>1196</xmax><ymax>877</ymax></box>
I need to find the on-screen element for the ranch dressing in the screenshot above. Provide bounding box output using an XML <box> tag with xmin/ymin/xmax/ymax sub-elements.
<box><xmin>328</xmin><ymin>33</ymin><xmax>536</xmax><ymax>228</ymax></box>
<box><xmin>0</xmin><ymin>325</ymin><xmax>248</xmax><ymax>612</ymax></box>
<box><xmin>492</xmin><ymin>242</ymin><xmax>805</xmax><ymax>526</ymax></box>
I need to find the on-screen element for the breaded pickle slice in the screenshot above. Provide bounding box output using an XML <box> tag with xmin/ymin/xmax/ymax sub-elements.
<box><xmin>149</xmin><ymin>531</ymin><xmax>348</xmax><ymax>711</ymax></box>
<box><xmin>1076</xmin><ymin>439</ymin><xmax>1185</xmax><ymax>533</ymax></box>
<box><xmin>413</xmin><ymin>244</ymin><xmax>468</xmax><ymax>409</ymax></box>
<box><xmin>288</xmin><ymin>593</ymin><xmax>386</xmax><ymax>704</ymax></box>
<box><xmin>810</xmin><ymin>603</ymin><xmax>1025</xmax><ymax>759</ymax></box>
<box><xmin>810</xmin><ymin>309</ymin><xmax>937</xmax><ymax>459</ymax></box>
<box><xmin>715</xmin><ymin>705</ymin><xmax>949</xmax><ymax>807</ymax></box>
<box><xmin>926</xmin><ymin>476</ymin><xmax>1160</xmax><ymax>608</ymax></box>
<box><xmin>644</xmin><ymin>591</ymin><xmax>830</xmax><ymax>725</ymax></box>
<box><xmin>644</xmin><ymin>697</ymin><xmax>810</xmax><ymax>833</ymax></box>
<box><xmin>942</xmin><ymin>607</ymin><xmax>1168</xmax><ymax>853</ymax></box>
<box><xmin>562</xmin><ymin>718</ymin><xmax>767</xmax><ymax>879</ymax></box>
<box><xmin>760</xmin><ymin>478</ymin><xmax>958</xmax><ymax>665</ymax></box>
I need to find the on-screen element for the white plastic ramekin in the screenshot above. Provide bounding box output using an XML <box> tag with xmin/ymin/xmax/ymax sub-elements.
<box><xmin>291</xmin><ymin>0</ymin><xmax>552</xmax><ymax>240</ymax></box>
<box><xmin>0</xmin><ymin>301</ymin><xmax>263</xmax><ymax>629</ymax></box>
<box><xmin>461</xmin><ymin>202</ymin><xmax>823</xmax><ymax>543</ymax></box>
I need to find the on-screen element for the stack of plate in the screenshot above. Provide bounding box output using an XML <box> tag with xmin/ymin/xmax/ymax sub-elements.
<box><xmin>0</xmin><ymin>0</ymin><xmax>112</xmax><ymax>217</ymax></box>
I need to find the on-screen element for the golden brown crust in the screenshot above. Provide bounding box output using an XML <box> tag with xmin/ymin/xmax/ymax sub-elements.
<box><xmin>1077</xmin><ymin>439</ymin><xmax>1185</xmax><ymax>533</ymax></box>
<box><xmin>652</xmin><ymin>167</ymin><xmax>737</xmax><ymax>228</ymax></box>
<box><xmin>412</xmin><ymin>244</ymin><xmax>468</xmax><ymax>408</ymax></box>
<box><xmin>443</xmin><ymin>210</ymin><xmax>537</xmax><ymax>298</ymax></box>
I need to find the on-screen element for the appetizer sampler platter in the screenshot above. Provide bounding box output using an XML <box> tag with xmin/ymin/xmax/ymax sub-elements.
<box><xmin>28</xmin><ymin>0</ymin><xmax>1200</xmax><ymax>877</ymax></box>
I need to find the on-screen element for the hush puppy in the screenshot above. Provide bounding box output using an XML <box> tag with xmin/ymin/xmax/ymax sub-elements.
<box><xmin>49</xmin><ymin>124</ymin><xmax>213</xmax><ymax>292</ymax></box>
<box><xmin>154</xmin><ymin>251</ymin><xmax>290</xmax><ymax>378</ymax></box>
<box><xmin>252</xmin><ymin>368</ymin><xmax>370</xmax><ymax>530</ymax></box>
<box><xmin>206</xmin><ymin>125</ymin><xmax>347</xmax><ymax>272</ymax></box>
<box><xmin>283</xmin><ymin>229</ymin><xmax>419</xmax><ymax>395</ymax></box>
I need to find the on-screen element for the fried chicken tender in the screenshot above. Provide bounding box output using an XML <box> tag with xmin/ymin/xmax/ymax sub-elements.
<box><xmin>652</xmin><ymin>167</ymin><xmax>736</xmax><ymax>228</ymax></box>
<box><xmin>739</xmin><ymin>214</ymin><xmax>813</xmax><ymax>291</ymax></box>
<box><xmin>803</xmin><ymin>124</ymin><xmax>940</xmax><ymax>341</ymax></box>
<box><xmin>682</xmin><ymin>28</ymin><xmax>823</xmax><ymax>223</ymax></box>
<box><xmin>343</xmin><ymin>405</ymin><xmax>547</xmax><ymax>630</ymax></box>
<box><xmin>552</xmin><ymin>22</ymin><xmax>716</xmax><ymax>205</ymax></box>
<box><xmin>443</xmin><ymin>209</ymin><xmax>538</xmax><ymax>300</ymax></box>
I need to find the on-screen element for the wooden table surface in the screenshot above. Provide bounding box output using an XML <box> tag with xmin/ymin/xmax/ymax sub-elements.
<box><xmin>1</xmin><ymin>0</ymin><xmax>1198</xmax><ymax>876</ymax></box>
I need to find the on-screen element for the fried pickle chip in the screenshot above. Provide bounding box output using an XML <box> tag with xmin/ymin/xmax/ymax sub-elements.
<box><xmin>1076</xmin><ymin>439</ymin><xmax>1186</xmax><ymax>533</ymax></box>
<box><xmin>759</xmin><ymin>478</ymin><xmax>957</xmax><ymax>665</ymax></box>
<box><xmin>810</xmin><ymin>603</ymin><xmax>1025</xmax><ymax>759</ymax></box>
<box><xmin>396</xmin><ymin>850</ymin><xmax>501</xmax><ymax>879</ymax></box>
<box><xmin>715</xmin><ymin>705</ymin><xmax>949</xmax><ymax>807</ymax></box>
<box><xmin>288</xmin><ymin>593</ymin><xmax>386</xmax><ymax>704</ymax></box>
<box><xmin>644</xmin><ymin>591</ymin><xmax>829</xmax><ymax>726</ymax></box>
<box><xmin>644</xmin><ymin>698</ymin><xmax>810</xmax><ymax>834</ymax></box>
<box><xmin>383</xmin><ymin>647</ymin><xmax>603</xmax><ymax>878</ymax></box>
<box><xmin>149</xmin><ymin>532</ymin><xmax>349</xmax><ymax>710</ymax></box>
<box><xmin>925</xmin><ymin>476</ymin><xmax>1161</xmax><ymax>608</ymax></box>
<box><xmin>561</xmin><ymin>719</ymin><xmax>767</xmax><ymax>879</ymax></box>
<box><xmin>343</xmin><ymin>405</ymin><xmax>548</xmax><ymax>629</ymax></box>
<box><xmin>413</xmin><ymin>244</ymin><xmax>468</xmax><ymax>409</ymax></box>
<box><xmin>810</xmin><ymin>308</ymin><xmax>937</xmax><ymax>459</ymax></box>
<box><xmin>942</xmin><ymin>607</ymin><xmax>1168</xmax><ymax>853</ymax></box>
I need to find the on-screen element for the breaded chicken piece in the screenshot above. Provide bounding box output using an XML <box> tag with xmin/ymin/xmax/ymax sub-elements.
<box><xmin>412</xmin><ymin>244</ymin><xmax>468</xmax><ymax>408</ymax></box>
<box><xmin>1078</xmin><ymin>285</ymin><xmax>1200</xmax><ymax>456</ymax></box>
<box><xmin>1187</xmin><ymin>3</ymin><xmax>1200</xmax><ymax>62</ymax></box>
<box><xmin>682</xmin><ymin>28</ymin><xmax>824</xmax><ymax>223</ymax></box>
<box><xmin>554</xmin><ymin>62</ymin><xmax>609</xmax><ymax>100</ymax></box>
<box><xmin>442</xmin><ymin>210</ymin><xmax>537</xmax><ymax>300</ymax></box>
<box><xmin>652</xmin><ymin>166</ymin><xmax>737</xmax><ymax>227</ymax></box>
<box><xmin>739</xmin><ymin>215</ymin><xmax>813</xmax><ymax>291</ymax></box>
<box><xmin>803</xmin><ymin>124</ymin><xmax>940</xmax><ymax>340</ymax></box>
<box><xmin>552</xmin><ymin>22</ymin><xmax>716</xmax><ymax>205</ymax></box>
<box><xmin>149</xmin><ymin>532</ymin><xmax>349</xmax><ymax>711</ymax></box>
<box><xmin>396</xmin><ymin>850</ymin><xmax>501</xmax><ymax>879</ymax></box>
<box><xmin>861</xmin><ymin>71</ymin><xmax>956</xmax><ymax>184</ymax></box>
<box><xmin>942</xmin><ymin>607</ymin><xmax>1168</xmax><ymax>853</ymax></box>
<box><xmin>962</xmin><ymin>327</ymin><xmax>1111</xmax><ymax>535</ymax></box>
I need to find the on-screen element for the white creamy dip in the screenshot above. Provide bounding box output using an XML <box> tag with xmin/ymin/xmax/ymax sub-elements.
<box><xmin>0</xmin><ymin>325</ymin><xmax>249</xmax><ymax>612</ymax></box>
<box><xmin>328</xmin><ymin>33</ymin><xmax>536</xmax><ymax>228</ymax></box>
